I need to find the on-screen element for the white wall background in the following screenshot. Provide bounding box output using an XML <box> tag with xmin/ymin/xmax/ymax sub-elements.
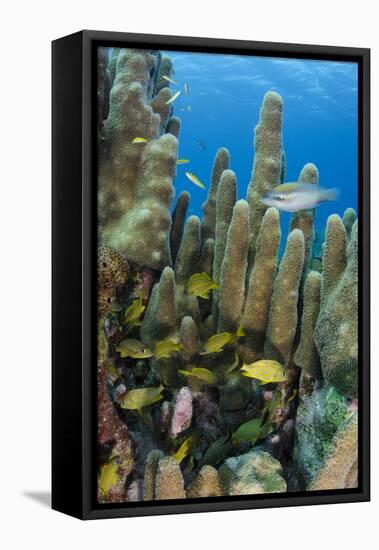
<box><xmin>1</xmin><ymin>0</ymin><xmax>376</xmax><ymax>548</ymax></box>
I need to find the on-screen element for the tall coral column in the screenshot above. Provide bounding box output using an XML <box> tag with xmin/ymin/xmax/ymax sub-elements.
<box><xmin>98</xmin><ymin>49</ymin><xmax>178</xmax><ymax>270</ymax></box>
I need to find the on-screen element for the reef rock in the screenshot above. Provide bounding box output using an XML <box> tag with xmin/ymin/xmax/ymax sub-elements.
<box><xmin>169</xmin><ymin>386</ymin><xmax>193</xmax><ymax>437</ymax></box>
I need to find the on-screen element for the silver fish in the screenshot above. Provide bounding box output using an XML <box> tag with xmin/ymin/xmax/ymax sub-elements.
<box><xmin>261</xmin><ymin>183</ymin><xmax>339</xmax><ymax>212</ymax></box>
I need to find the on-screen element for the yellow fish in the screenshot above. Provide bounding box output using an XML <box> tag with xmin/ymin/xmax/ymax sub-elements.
<box><xmin>241</xmin><ymin>360</ymin><xmax>287</xmax><ymax>384</ymax></box>
<box><xmin>124</xmin><ymin>297</ymin><xmax>145</xmax><ymax>328</ymax></box>
<box><xmin>132</xmin><ymin>137</ymin><xmax>147</xmax><ymax>144</ymax></box>
<box><xmin>179</xmin><ymin>367</ymin><xmax>217</xmax><ymax>384</ymax></box>
<box><xmin>116</xmin><ymin>338</ymin><xmax>153</xmax><ymax>359</ymax></box>
<box><xmin>165</xmin><ymin>90</ymin><xmax>181</xmax><ymax>105</ymax></box>
<box><xmin>172</xmin><ymin>433</ymin><xmax>198</xmax><ymax>464</ymax></box>
<box><xmin>185</xmin><ymin>172</ymin><xmax>205</xmax><ymax>190</ymax></box>
<box><xmin>119</xmin><ymin>385</ymin><xmax>164</xmax><ymax>413</ymax></box>
<box><xmin>99</xmin><ymin>456</ymin><xmax>120</xmax><ymax>496</ymax></box>
<box><xmin>187</xmin><ymin>272</ymin><xmax>218</xmax><ymax>299</ymax></box>
<box><xmin>154</xmin><ymin>339</ymin><xmax>183</xmax><ymax>359</ymax></box>
<box><xmin>162</xmin><ymin>75</ymin><xmax>178</xmax><ymax>85</ymax></box>
<box><xmin>176</xmin><ymin>158</ymin><xmax>190</xmax><ymax>165</ymax></box>
<box><xmin>200</xmin><ymin>332</ymin><xmax>234</xmax><ymax>354</ymax></box>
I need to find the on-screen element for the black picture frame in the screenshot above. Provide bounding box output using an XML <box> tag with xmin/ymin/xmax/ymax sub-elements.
<box><xmin>52</xmin><ymin>30</ymin><xmax>370</xmax><ymax>520</ymax></box>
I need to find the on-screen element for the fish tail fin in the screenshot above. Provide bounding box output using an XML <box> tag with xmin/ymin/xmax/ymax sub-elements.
<box><xmin>324</xmin><ymin>187</ymin><xmax>340</xmax><ymax>202</ymax></box>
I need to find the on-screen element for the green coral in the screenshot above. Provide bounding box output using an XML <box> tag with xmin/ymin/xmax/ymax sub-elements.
<box><xmin>293</xmin><ymin>386</ymin><xmax>350</xmax><ymax>485</ymax></box>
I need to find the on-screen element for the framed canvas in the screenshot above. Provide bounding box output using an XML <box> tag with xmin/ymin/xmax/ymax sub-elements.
<box><xmin>52</xmin><ymin>30</ymin><xmax>370</xmax><ymax>520</ymax></box>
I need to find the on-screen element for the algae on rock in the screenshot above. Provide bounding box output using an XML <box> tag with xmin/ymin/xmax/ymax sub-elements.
<box><xmin>293</xmin><ymin>386</ymin><xmax>351</xmax><ymax>486</ymax></box>
<box><xmin>309</xmin><ymin>413</ymin><xmax>358</xmax><ymax>490</ymax></box>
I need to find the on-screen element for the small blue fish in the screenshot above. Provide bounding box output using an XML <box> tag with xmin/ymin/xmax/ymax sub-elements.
<box><xmin>261</xmin><ymin>183</ymin><xmax>339</xmax><ymax>212</ymax></box>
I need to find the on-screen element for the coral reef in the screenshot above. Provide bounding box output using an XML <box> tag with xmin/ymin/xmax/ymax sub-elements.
<box><xmin>95</xmin><ymin>47</ymin><xmax>359</xmax><ymax>504</ymax></box>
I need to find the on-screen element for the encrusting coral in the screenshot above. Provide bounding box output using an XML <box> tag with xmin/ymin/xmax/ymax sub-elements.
<box><xmin>96</xmin><ymin>48</ymin><xmax>359</xmax><ymax>502</ymax></box>
<box><xmin>219</xmin><ymin>449</ymin><xmax>287</xmax><ymax>495</ymax></box>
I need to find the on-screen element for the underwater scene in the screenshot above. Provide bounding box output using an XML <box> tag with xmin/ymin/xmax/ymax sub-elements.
<box><xmin>97</xmin><ymin>47</ymin><xmax>359</xmax><ymax>504</ymax></box>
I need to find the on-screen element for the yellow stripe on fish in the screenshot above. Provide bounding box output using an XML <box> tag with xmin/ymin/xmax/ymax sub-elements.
<box><xmin>185</xmin><ymin>172</ymin><xmax>206</xmax><ymax>189</ymax></box>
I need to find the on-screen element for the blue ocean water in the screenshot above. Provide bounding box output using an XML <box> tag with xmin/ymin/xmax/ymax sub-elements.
<box><xmin>163</xmin><ymin>50</ymin><xmax>358</xmax><ymax>250</ymax></box>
